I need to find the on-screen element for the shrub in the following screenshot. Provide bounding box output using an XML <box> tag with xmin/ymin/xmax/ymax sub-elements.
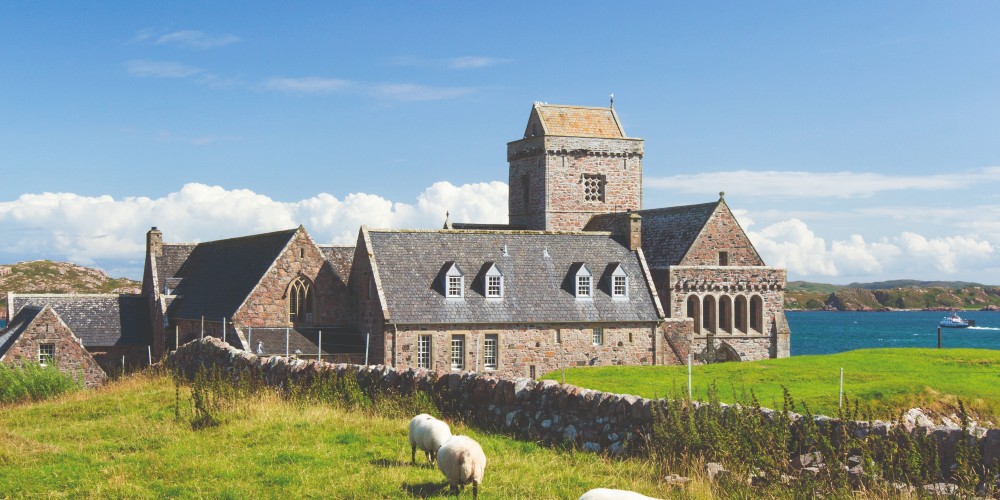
<box><xmin>0</xmin><ymin>361</ymin><xmax>82</xmax><ymax>405</ymax></box>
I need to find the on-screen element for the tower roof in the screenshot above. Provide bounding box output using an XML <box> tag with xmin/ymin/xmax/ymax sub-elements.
<box><xmin>525</xmin><ymin>103</ymin><xmax>625</xmax><ymax>139</ymax></box>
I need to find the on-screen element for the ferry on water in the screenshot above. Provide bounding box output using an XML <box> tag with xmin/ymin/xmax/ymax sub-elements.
<box><xmin>939</xmin><ymin>312</ymin><xmax>972</xmax><ymax>329</ymax></box>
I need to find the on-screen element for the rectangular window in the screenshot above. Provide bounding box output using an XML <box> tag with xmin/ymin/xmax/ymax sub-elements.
<box><xmin>417</xmin><ymin>335</ymin><xmax>431</xmax><ymax>369</ymax></box>
<box><xmin>583</xmin><ymin>174</ymin><xmax>606</xmax><ymax>202</ymax></box>
<box><xmin>447</xmin><ymin>276</ymin><xmax>463</xmax><ymax>298</ymax></box>
<box><xmin>592</xmin><ymin>328</ymin><xmax>603</xmax><ymax>346</ymax></box>
<box><xmin>486</xmin><ymin>275</ymin><xmax>503</xmax><ymax>298</ymax></box>
<box><xmin>719</xmin><ymin>251</ymin><xmax>729</xmax><ymax>266</ymax></box>
<box><xmin>483</xmin><ymin>334</ymin><xmax>498</xmax><ymax>371</ymax></box>
<box><xmin>38</xmin><ymin>343</ymin><xmax>55</xmax><ymax>365</ymax></box>
<box><xmin>450</xmin><ymin>335</ymin><xmax>465</xmax><ymax>371</ymax></box>
<box><xmin>577</xmin><ymin>275</ymin><xmax>592</xmax><ymax>298</ymax></box>
<box><xmin>613</xmin><ymin>275</ymin><xmax>627</xmax><ymax>298</ymax></box>
<box><xmin>554</xmin><ymin>329</ymin><xmax>562</xmax><ymax>344</ymax></box>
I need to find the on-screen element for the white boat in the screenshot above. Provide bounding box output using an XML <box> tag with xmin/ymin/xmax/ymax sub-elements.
<box><xmin>939</xmin><ymin>312</ymin><xmax>971</xmax><ymax>328</ymax></box>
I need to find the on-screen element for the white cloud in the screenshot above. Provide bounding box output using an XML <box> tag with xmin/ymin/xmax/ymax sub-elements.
<box><xmin>746</xmin><ymin>218</ymin><xmax>993</xmax><ymax>281</ymax></box>
<box><xmin>369</xmin><ymin>84</ymin><xmax>476</xmax><ymax>101</ymax></box>
<box><xmin>125</xmin><ymin>60</ymin><xmax>203</xmax><ymax>78</ymax></box>
<box><xmin>155</xmin><ymin>30</ymin><xmax>240</xmax><ymax>49</ymax></box>
<box><xmin>0</xmin><ymin>181</ymin><xmax>509</xmax><ymax>275</ymax></box>
<box><xmin>647</xmin><ymin>167</ymin><xmax>1000</xmax><ymax>199</ymax></box>
<box><xmin>260</xmin><ymin>77</ymin><xmax>351</xmax><ymax>94</ymax></box>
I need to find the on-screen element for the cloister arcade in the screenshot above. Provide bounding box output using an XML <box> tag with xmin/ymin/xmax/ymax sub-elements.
<box><xmin>685</xmin><ymin>294</ymin><xmax>764</xmax><ymax>335</ymax></box>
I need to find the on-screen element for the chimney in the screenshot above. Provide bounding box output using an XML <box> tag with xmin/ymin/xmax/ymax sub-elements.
<box><xmin>146</xmin><ymin>227</ymin><xmax>163</xmax><ymax>259</ymax></box>
<box><xmin>628</xmin><ymin>212</ymin><xmax>642</xmax><ymax>251</ymax></box>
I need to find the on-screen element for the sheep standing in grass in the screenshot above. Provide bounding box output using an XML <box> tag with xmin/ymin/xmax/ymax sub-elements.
<box><xmin>437</xmin><ymin>435</ymin><xmax>486</xmax><ymax>499</ymax></box>
<box><xmin>578</xmin><ymin>488</ymin><xmax>662</xmax><ymax>500</ymax></box>
<box><xmin>408</xmin><ymin>414</ymin><xmax>452</xmax><ymax>465</ymax></box>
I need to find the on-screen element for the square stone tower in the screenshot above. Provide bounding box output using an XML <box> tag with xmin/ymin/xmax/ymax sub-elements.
<box><xmin>507</xmin><ymin>103</ymin><xmax>644</xmax><ymax>231</ymax></box>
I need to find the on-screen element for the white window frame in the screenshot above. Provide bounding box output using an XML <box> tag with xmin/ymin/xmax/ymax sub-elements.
<box><xmin>450</xmin><ymin>335</ymin><xmax>465</xmax><ymax>371</ymax></box>
<box><xmin>38</xmin><ymin>343</ymin><xmax>55</xmax><ymax>366</ymax></box>
<box><xmin>592</xmin><ymin>328</ymin><xmax>603</xmax><ymax>346</ymax></box>
<box><xmin>483</xmin><ymin>334</ymin><xmax>498</xmax><ymax>371</ymax></box>
<box><xmin>577</xmin><ymin>275</ymin><xmax>592</xmax><ymax>298</ymax></box>
<box><xmin>447</xmin><ymin>275</ymin><xmax>464</xmax><ymax>298</ymax></box>
<box><xmin>417</xmin><ymin>335</ymin><xmax>432</xmax><ymax>369</ymax></box>
<box><xmin>486</xmin><ymin>275</ymin><xmax>503</xmax><ymax>298</ymax></box>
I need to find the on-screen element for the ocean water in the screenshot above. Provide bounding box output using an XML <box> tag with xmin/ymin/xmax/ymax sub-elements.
<box><xmin>788</xmin><ymin>310</ymin><xmax>1000</xmax><ymax>355</ymax></box>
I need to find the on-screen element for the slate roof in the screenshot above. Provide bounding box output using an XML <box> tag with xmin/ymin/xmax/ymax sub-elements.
<box><xmin>156</xmin><ymin>244</ymin><xmax>196</xmax><ymax>292</ymax></box>
<box><xmin>247</xmin><ymin>326</ymin><xmax>365</xmax><ymax>357</ymax></box>
<box><xmin>319</xmin><ymin>245</ymin><xmax>355</xmax><ymax>282</ymax></box>
<box><xmin>450</xmin><ymin>222</ymin><xmax>526</xmax><ymax>231</ymax></box>
<box><xmin>8</xmin><ymin>294</ymin><xmax>152</xmax><ymax>346</ymax></box>
<box><xmin>637</xmin><ymin>202</ymin><xmax>719</xmax><ymax>269</ymax></box>
<box><xmin>166</xmin><ymin>229</ymin><xmax>297</xmax><ymax>320</ymax></box>
<box><xmin>528</xmin><ymin>103</ymin><xmax>625</xmax><ymax>139</ymax></box>
<box><xmin>366</xmin><ymin>229</ymin><xmax>660</xmax><ymax>324</ymax></box>
<box><xmin>0</xmin><ymin>306</ymin><xmax>42</xmax><ymax>357</ymax></box>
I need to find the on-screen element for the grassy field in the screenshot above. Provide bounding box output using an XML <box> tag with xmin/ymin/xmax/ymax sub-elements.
<box><xmin>542</xmin><ymin>348</ymin><xmax>1000</xmax><ymax>422</ymax></box>
<box><xmin>0</xmin><ymin>373</ymin><xmax>697</xmax><ymax>498</ymax></box>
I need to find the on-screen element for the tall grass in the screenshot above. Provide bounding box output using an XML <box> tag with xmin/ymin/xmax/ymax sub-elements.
<box><xmin>0</xmin><ymin>362</ymin><xmax>81</xmax><ymax>405</ymax></box>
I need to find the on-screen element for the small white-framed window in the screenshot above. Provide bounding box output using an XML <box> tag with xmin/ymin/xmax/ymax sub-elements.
<box><xmin>484</xmin><ymin>263</ymin><xmax>504</xmax><ymax>299</ymax></box>
<box><xmin>609</xmin><ymin>263</ymin><xmax>628</xmax><ymax>300</ymax></box>
<box><xmin>417</xmin><ymin>335</ymin><xmax>432</xmax><ymax>369</ymax></box>
<box><xmin>38</xmin><ymin>343</ymin><xmax>55</xmax><ymax>366</ymax></box>
<box><xmin>574</xmin><ymin>263</ymin><xmax>593</xmax><ymax>299</ymax></box>
<box><xmin>447</xmin><ymin>276</ymin><xmax>464</xmax><ymax>298</ymax></box>
<box><xmin>592</xmin><ymin>328</ymin><xmax>603</xmax><ymax>346</ymax></box>
<box><xmin>444</xmin><ymin>262</ymin><xmax>465</xmax><ymax>299</ymax></box>
<box><xmin>483</xmin><ymin>334</ymin><xmax>498</xmax><ymax>371</ymax></box>
<box><xmin>450</xmin><ymin>335</ymin><xmax>465</xmax><ymax>371</ymax></box>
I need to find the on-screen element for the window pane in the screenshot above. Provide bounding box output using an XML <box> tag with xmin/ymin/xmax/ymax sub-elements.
<box><xmin>417</xmin><ymin>335</ymin><xmax>431</xmax><ymax>369</ymax></box>
<box><xmin>577</xmin><ymin>276</ymin><xmax>591</xmax><ymax>297</ymax></box>
<box><xmin>613</xmin><ymin>276</ymin><xmax>627</xmax><ymax>297</ymax></box>
<box><xmin>484</xmin><ymin>334</ymin><xmax>498</xmax><ymax>370</ymax></box>
<box><xmin>487</xmin><ymin>275</ymin><xmax>502</xmax><ymax>297</ymax></box>
<box><xmin>592</xmin><ymin>328</ymin><xmax>603</xmax><ymax>345</ymax></box>
<box><xmin>39</xmin><ymin>343</ymin><xmax>55</xmax><ymax>365</ymax></box>
<box><xmin>450</xmin><ymin>335</ymin><xmax>465</xmax><ymax>370</ymax></box>
<box><xmin>447</xmin><ymin>276</ymin><xmax>463</xmax><ymax>297</ymax></box>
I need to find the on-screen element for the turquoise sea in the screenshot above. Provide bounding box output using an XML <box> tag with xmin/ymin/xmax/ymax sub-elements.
<box><xmin>788</xmin><ymin>310</ymin><xmax>1000</xmax><ymax>355</ymax></box>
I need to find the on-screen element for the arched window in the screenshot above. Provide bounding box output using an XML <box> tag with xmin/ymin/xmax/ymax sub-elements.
<box><xmin>288</xmin><ymin>277</ymin><xmax>314</xmax><ymax>325</ymax></box>
<box><xmin>702</xmin><ymin>295</ymin><xmax>717</xmax><ymax>334</ymax></box>
<box><xmin>719</xmin><ymin>296</ymin><xmax>733</xmax><ymax>334</ymax></box>
<box><xmin>750</xmin><ymin>295</ymin><xmax>763</xmax><ymax>332</ymax></box>
<box><xmin>687</xmin><ymin>295</ymin><xmax>701</xmax><ymax>334</ymax></box>
<box><xmin>735</xmin><ymin>296</ymin><xmax>748</xmax><ymax>334</ymax></box>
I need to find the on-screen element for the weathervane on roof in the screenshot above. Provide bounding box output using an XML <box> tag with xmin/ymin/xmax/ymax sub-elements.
<box><xmin>609</xmin><ymin>93</ymin><xmax>614</xmax><ymax>108</ymax></box>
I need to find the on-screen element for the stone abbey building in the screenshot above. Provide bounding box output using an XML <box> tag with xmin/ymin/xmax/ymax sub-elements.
<box><xmin>2</xmin><ymin>103</ymin><xmax>790</xmax><ymax>382</ymax></box>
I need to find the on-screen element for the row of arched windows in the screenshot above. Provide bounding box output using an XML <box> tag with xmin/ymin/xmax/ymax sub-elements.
<box><xmin>686</xmin><ymin>294</ymin><xmax>764</xmax><ymax>335</ymax></box>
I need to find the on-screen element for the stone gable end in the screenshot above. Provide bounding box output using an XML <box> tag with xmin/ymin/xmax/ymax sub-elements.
<box><xmin>680</xmin><ymin>202</ymin><xmax>763</xmax><ymax>266</ymax></box>
<box><xmin>3</xmin><ymin>307</ymin><xmax>106</xmax><ymax>387</ymax></box>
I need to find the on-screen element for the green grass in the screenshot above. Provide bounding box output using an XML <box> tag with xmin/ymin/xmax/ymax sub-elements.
<box><xmin>542</xmin><ymin>348</ymin><xmax>1000</xmax><ymax>422</ymax></box>
<box><xmin>0</xmin><ymin>374</ymin><xmax>694</xmax><ymax>498</ymax></box>
<box><xmin>0</xmin><ymin>362</ymin><xmax>82</xmax><ymax>404</ymax></box>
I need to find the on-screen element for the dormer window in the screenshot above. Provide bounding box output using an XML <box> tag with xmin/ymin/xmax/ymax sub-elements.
<box><xmin>444</xmin><ymin>262</ymin><xmax>465</xmax><ymax>299</ymax></box>
<box><xmin>484</xmin><ymin>263</ymin><xmax>504</xmax><ymax>299</ymax></box>
<box><xmin>573</xmin><ymin>263</ymin><xmax>593</xmax><ymax>299</ymax></box>
<box><xmin>610</xmin><ymin>263</ymin><xmax>629</xmax><ymax>300</ymax></box>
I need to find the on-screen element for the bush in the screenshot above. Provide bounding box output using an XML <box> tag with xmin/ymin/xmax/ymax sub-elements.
<box><xmin>0</xmin><ymin>362</ymin><xmax>82</xmax><ymax>404</ymax></box>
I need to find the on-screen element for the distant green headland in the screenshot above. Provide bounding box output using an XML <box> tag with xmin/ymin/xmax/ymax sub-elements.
<box><xmin>785</xmin><ymin>280</ymin><xmax>1000</xmax><ymax>311</ymax></box>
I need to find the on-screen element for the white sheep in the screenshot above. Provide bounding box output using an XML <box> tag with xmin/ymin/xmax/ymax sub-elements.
<box><xmin>436</xmin><ymin>435</ymin><xmax>487</xmax><ymax>499</ymax></box>
<box><xmin>408</xmin><ymin>413</ymin><xmax>452</xmax><ymax>465</ymax></box>
<box><xmin>578</xmin><ymin>488</ymin><xmax>662</xmax><ymax>500</ymax></box>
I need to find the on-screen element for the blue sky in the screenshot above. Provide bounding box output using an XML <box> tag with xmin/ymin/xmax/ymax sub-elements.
<box><xmin>2</xmin><ymin>2</ymin><xmax>999</xmax><ymax>284</ymax></box>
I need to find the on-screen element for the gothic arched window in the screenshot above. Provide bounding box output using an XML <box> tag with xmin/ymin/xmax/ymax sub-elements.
<box><xmin>288</xmin><ymin>277</ymin><xmax>314</xmax><ymax>325</ymax></box>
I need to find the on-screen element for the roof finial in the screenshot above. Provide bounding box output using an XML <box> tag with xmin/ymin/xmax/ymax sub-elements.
<box><xmin>719</xmin><ymin>191</ymin><xmax>725</xmax><ymax>200</ymax></box>
<box><xmin>609</xmin><ymin>93</ymin><xmax>614</xmax><ymax>108</ymax></box>
<box><xmin>443</xmin><ymin>211</ymin><xmax>453</xmax><ymax>230</ymax></box>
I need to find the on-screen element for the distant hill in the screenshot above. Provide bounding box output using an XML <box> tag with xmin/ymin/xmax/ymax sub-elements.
<box><xmin>784</xmin><ymin>279</ymin><xmax>1000</xmax><ymax>311</ymax></box>
<box><xmin>0</xmin><ymin>260</ymin><xmax>141</xmax><ymax>319</ymax></box>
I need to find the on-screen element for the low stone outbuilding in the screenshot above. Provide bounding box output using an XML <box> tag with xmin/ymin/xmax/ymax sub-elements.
<box><xmin>0</xmin><ymin>304</ymin><xmax>107</xmax><ymax>387</ymax></box>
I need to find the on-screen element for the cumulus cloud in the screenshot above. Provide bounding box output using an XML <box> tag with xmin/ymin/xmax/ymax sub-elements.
<box><xmin>745</xmin><ymin>218</ymin><xmax>993</xmax><ymax>280</ymax></box>
<box><xmin>0</xmin><ymin>181</ymin><xmax>509</xmax><ymax>275</ymax></box>
<box><xmin>647</xmin><ymin>167</ymin><xmax>1000</xmax><ymax>199</ymax></box>
<box><xmin>125</xmin><ymin>60</ymin><xmax>203</xmax><ymax>78</ymax></box>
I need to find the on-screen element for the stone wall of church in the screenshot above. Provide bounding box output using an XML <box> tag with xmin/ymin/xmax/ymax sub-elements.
<box><xmin>392</xmin><ymin>322</ymin><xmax>660</xmax><ymax>379</ymax></box>
<box><xmin>2</xmin><ymin>308</ymin><xmax>106</xmax><ymax>387</ymax></box>
<box><xmin>680</xmin><ymin>202</ymin><xmax>764</xmax><ymax>267</ymax></box>
<box><xmin>508</xmin><ymin>136</ymin><xmax>643</xmax><ymax>232</ymax></box>
<box><xmin>234</xmin><ymin>229</ymin><xmax>351</xmax><ymax>328</ymax></box>
<box><xmin>348</xmin><ymin>234</ymin><xmax>387</xmax><ymax>366</ymax></box>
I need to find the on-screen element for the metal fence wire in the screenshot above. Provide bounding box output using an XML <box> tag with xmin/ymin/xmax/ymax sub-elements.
<box><xmin>243</xmin><ymin>327</ymin><xmax>368</xmax><ymax>364</ymax></box>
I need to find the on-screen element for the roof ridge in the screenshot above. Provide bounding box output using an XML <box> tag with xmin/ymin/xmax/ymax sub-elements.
<box><xmin>172</xmin><ymin>228</ymin><xmax>298</xmax><ymax>247</ymax></box>
<box><xmin>638</xmin><ymin>201</ymin><xmax>719</xmax><ymax>213</ymax></box>
<box><xmin>367</xmin><ymin>228</ymin><xmax>614</xmax><ymax>236</ymax></box>
<box><xmin>534</xmin><ymin>102</ymin><xmax>612</xmax><ymax>111</ymax></box>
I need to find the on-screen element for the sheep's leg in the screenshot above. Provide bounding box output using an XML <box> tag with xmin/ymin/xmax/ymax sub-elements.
<box><xmin>411</xmin><ymin>445</ymin><xmax>416</xmax><ymax>464</ymax></box>
<box><xmin>450</xmin><ymin>483</ymin><xmax>458</xmax><ymax>496</ymax></box>
<box><xmin>472</xmin><ymin>481</ymin><xmax>479</xmax><ymax>499</ymax></box>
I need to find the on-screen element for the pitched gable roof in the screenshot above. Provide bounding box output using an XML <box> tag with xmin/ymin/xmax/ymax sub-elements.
<box><xmin>365</xmin><ymin>229</ymin><xmax>660</xmax><ymax>324</ymax></box>
<box><xmin>166</xmin><ymin>229</ymin><xmax>298</xmax><ymax>320</ymax></box>
<box><xmin>0</xmin><ymin>306</ymin><xmax>43</xmax><ymax>357</ymax></box>
<box><xmin>637</xmin><ymin>202</ymin><xmax>720</xmax><ymax>268</ymax></box>
<box><xmin>319</xmin><ymin>245</ymin><xmax>355</xmax><ymax>281</ymax></box>
<box><xmin>156</xmin><ymin>244</ymin><xmax>196</xmax><ymax>293</ymax></box>
<box><xmin>7</xmin><ymin>294</ymin><xmax>152</xmax><ymax>346</ymax></box>
<box><xmin>525</xmin><ymin>103</ymin><xmax>625</xmax><ymax>139</ymax></box>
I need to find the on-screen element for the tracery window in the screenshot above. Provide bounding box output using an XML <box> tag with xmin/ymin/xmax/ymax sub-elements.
<box><xmin>288</xmin><ymin>277</ymin><xmax>314</xmax><ymax>324</ymax></box>
<box><xmin>583</xmin><ymin>174</ymin><xmax>606</xmax><ymax>202</ymax></box>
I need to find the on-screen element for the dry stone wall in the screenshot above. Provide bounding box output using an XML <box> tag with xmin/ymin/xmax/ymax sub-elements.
<box><xmin>166</xmin><ymin>337</ymin><xmax>1000</xmax><ymax>473</ymax></box>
